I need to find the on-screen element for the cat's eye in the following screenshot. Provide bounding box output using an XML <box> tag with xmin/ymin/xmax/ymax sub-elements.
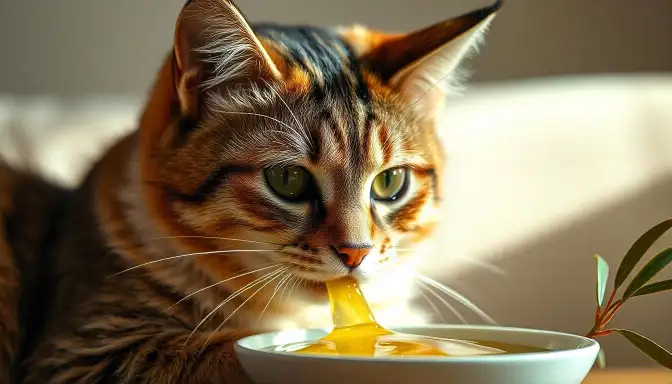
<box><xmin>371</xmin><ymin>167</ymin><xmax>408</xmax><ymax>201</ymax></box>
<box><xmin>264</xmin><ymin>166</ymin><xmax>310</xmax><ymax>200</ymax></box>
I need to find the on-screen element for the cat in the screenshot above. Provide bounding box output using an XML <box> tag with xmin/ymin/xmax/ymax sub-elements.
<box><xmin>0</xmin><ymin>0</ymin><xmax>499</xmax><ymax>382</ymax></box>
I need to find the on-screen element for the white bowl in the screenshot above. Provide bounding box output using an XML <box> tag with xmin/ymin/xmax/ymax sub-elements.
<box><xmin>235</xmin><ymin>325</ymin><xmax>599</xmax><ymax>384</ymax></box>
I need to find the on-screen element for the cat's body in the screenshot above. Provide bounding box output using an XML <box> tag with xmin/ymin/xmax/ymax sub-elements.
<box><xmin>0</xmin><ymin>1</ymin><xmax>499</xmax><ymax>382</ymax></box>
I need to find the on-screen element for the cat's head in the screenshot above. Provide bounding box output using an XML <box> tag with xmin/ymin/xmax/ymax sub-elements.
<box><xmin>131</xmin><ymin>0</ymin><xmax>498</xmax><ymax>306</ymax></box>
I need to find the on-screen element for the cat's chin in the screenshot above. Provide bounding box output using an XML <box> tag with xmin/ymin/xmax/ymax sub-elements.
<box><xmin>284</xmin><ymin>265</ymin><xmax>352</xmax><ymax>283</ymax></box>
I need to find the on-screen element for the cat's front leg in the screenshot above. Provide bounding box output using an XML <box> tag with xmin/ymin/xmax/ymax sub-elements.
<box><xmin>24</xmin><ymin>327</ymin><xmax>254</xmax><ymax>384</ymax></box>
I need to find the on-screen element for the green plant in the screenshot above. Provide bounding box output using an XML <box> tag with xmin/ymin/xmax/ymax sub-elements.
<box><xmin>586</xmin><ymin>218</ymin><xmax>672</xmax><ymax>370</ymax></box>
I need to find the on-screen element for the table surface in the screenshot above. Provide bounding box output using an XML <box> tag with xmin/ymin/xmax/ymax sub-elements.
<box><xmin>584</xmin><ymin>369</ymin><xmax>672</xmax><ymax>383</ymax></box>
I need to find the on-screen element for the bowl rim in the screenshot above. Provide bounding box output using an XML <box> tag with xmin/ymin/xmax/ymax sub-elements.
<box><xmin>234</xmin><ymin>324</ymin><xmax>600</xmax><ymax>364</ymax></box>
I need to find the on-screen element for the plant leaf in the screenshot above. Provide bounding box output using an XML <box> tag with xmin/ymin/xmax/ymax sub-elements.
<box><xmin>633</xmin><ymin>279</ymin><xmax>672</xmax><ymax>297</ymax></box>
<box><xmin>593</xmin><ymin>254</ymin><xmax>609</xmax><ymax>307</ymax></box>
<box><xmin>615</xmin><ymin>329</ymin><xmax>672</xmax><ymax>369</ymax></box>
<box><xmin>614</xmin><ymin>219</ymin><xmax>672</xmax><ymax>290</ymax></box>
<box><xmin>623</xmin><ymin>248</ymin><xmax>672</xmax><ymax>300</ymax></box>
<box><xmin>596</xmin><ymin>348</ymin><xmax>607</xmax><ymax>369</ymax></box>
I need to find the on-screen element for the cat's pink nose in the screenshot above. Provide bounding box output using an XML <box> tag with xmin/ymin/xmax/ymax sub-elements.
<box><xmin>336</xmin><ymin>247</ymin><xmax>372</xmax><ymax>269</ymax></box>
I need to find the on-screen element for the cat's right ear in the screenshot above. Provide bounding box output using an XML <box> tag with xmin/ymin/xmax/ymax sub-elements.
<box><xmin>341</xmin><ymin>2</ymin><xmax>500</xmax><ymax>122</ymax></box>
<box><xmin>173</xmin><ymin>0</ymin><xmax>281</xmax><ymax>117</ymax></box>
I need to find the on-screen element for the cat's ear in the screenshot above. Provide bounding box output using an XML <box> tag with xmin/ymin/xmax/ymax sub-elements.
<box><xmin>173</xmin><ymin>0</ymin><xmax>281</xmax><ymax>116</ymax></box>
<box><xmin>343</xmin><ymin>1</ymin><xmax>500</xmax><ymax>120</ymax></box>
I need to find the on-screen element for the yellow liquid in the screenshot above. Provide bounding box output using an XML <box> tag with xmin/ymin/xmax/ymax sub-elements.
<box><xmin>268</xmin><ymin>277</ymin><xmax>545</xmax><ymax>357</ymax></box>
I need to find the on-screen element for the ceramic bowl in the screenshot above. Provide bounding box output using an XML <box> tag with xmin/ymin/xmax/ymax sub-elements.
<box><xmin>235</xmin><ymin>325</ymin><xmax>599</xmax><ymax>384</ymax></box>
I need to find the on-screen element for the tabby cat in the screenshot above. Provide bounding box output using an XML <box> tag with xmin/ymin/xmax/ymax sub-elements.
<box><xmin>0</xmin><ymin>0</ymin><xmax>499</xmax><ymax>382</ymax></box>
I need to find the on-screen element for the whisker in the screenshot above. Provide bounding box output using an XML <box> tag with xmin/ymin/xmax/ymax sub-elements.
<box><xmin>417</xmin><ymin>286</ymin><xmax>446</xmax><ymax>323</ymax></box>
<box><xmin>452</xmin><ymin>256</ymin><xmax>508</xmax><ymax>276</ymax></box>
<box><xmin>415</xmin><ymin>273</ymin><xmax>496</xmax><ymax>325</ymax></box>
<box><xmin>185</xmin><ymin>267</ymin><xmax>288</xmax><ymax>346</ymax></box>
<box><xmin>255</xmin><ymin>272</ymin><xmax>292</xmax><ymax>333</ymax></box>
<box><xmin>392</xmin><ymin>69</ymin><xmax>456</xmax><ymax>132</ymax></box>
<box><xmin>110</xmin><ymin>249</ymin><xmax>276</xmax><ymax>278</ymax></box>
<box><xmin>150</xmin><ymin>235</ymin><xmax>285</xmax><ymax>247</ymax></box>
<box><xmin>169</xmin><ymin>264</ymin><xmax>281</xmax><ymax>310</ymax></box>
<box><xmin>260</xmin><ymin>78</ymin><xmax>312</xmax><ymax>150</ymax></box>
<box><xmin>287</xmin><ymin>276</ymin><xmax>306</xmax><ymax>292</ymax></box>
<box><xmin>417</xmin><ymin>280</ymin><xmax>467</xmax><ymax>324</ymax></box>
<box><xmin>276</xmin><ymin>275</ymin><xmax>296</xmax><ymax>316</ymax></box>
<box><xmin>218</xmin><ymin>111</ymin><xmax>297</xmax><ymax>133</ymax></box>
<box><xmin>272</xmin><ymin>273</ymin><xmax>292</xmax><ymax>296</ymax></box>
<box><xmin>202</xmin><ymin>268</ymin><xmax>286</xmax><ymax>351</ymax></box>
<box><xmin>395</xmin><ymin>249</ymin><xmax>506</xmax><ymax>277</ymax></box>
<box><xmin>214</xmin><ymin>109</ymin><xmax>310</xmax><ymax>161</ymax></box>
<box><xmin>285</xmin><ymin>276</ymin><xmax>303</xmax><ymax>311</ymax></box>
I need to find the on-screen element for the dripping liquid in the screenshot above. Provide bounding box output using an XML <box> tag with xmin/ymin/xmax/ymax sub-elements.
<box><xmin>266</xmin><ymin>277</ymin><xmax>546</xmax><ymax>357</ymax></box>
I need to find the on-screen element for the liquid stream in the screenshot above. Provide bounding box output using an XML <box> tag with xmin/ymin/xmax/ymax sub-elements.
<box><xmin>266</xmin><ymin>277</ymin><xmax>544</xmax><ymax>357</ymax></box>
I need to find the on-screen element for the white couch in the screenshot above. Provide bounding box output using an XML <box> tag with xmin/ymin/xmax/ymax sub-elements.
<box><xmin>2</xmin><ymin>74</ymin><xmax>671</xmax><ymax>367</ymax></box>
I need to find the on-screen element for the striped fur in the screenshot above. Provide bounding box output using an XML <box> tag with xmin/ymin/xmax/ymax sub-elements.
<box><xmin>0</xmin><ymin>0</ymin><xmax>499</xmax><ymax>382</ymax></box>
<box><xmin>0</xmin><ymin>163</ymin><xmax>69</xmax><ymax>383</ymax></box>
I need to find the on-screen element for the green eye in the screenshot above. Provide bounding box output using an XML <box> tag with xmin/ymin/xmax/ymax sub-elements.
<box><xmin>264</xmin><ymin>166</ymin><xmax>310</xmax><ymax>200</ymax></box>
<box><xmin>371</xmin><ymin>167</ymin><xmax>408</xmax><ymax>201</ymax></box>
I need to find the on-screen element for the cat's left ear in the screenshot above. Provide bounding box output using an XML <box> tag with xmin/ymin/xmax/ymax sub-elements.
<box><xmin>173</xmin><ymin>0</ymin><xmax>282</xmax><ymax>116</ymax></box>
<box><xmin>342</xmin><ymin>1</ymin><xmax>501</xmax><ymax>120</ymax></box>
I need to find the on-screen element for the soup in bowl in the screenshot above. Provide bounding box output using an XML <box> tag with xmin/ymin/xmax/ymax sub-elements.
<box><xmin>235</xmin><ymin>277</ymin><xmax>599</xmax><ymax>384</ymax></box>
<box><xmin>236</xmin><ymin>325</ymin><xmax>599</xmax><ymax>384</ymax></box>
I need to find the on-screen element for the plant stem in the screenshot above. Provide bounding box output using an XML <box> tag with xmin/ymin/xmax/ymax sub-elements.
<box><xmin>602</xmin><ymin>290</ymin><xmax>616</xmax><ymax>317</ymax></box>
<box><xmin>605</xmin><ymin>298</ymin><xmax>622</xmax><ymax>313</ymax></box>
<box><xmin>593</xmin><ymin>329</ymin><xmax>615</xmax><ymax>337</ymax></box>
<box><xmin>588</xmin><ymin>292</ymin><xmax>623</xmax><ymax>339</ymax></box>
<box><xmin>600</xmin><ymin>301</ymin><xmax>624</xmax><ymax>328</ymax></box>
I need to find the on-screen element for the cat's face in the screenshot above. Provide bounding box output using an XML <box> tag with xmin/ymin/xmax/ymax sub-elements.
<box><xmin>160</xmin><ymin>72</ymin><xmax>440</xmax><ymax>285</ymax></box>
<box><xmin>135</xmin><ymin>0</ymin><xmax>497</xmax><ymax>312</ymax></box>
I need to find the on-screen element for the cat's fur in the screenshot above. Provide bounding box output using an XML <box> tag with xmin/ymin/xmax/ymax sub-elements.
<box><xmin>0</xmin><ymin>0</ymin><xmax>499</xmax><ymax>382</ymax></box>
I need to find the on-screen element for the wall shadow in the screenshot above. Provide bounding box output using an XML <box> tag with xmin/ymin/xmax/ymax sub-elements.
<box><xmin>435</xmin><ymin>174</ymin><xmax>672</xmax><ymax>367</ymax></box>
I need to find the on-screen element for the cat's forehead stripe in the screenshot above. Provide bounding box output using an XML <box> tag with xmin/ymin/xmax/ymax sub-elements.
<box><xmin>172</xmin><ymin>24</ymin><xmax>432</xmax><ymax>205</ymax></box>
<box><xmin>255</xmin><ymin>25</ymin><xmax>370</xmax><ymax>111</ymax></box>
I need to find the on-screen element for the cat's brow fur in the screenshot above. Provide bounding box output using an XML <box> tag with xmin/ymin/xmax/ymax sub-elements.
<box><xmin>0</xmin><ymin>0</ymin><xmax>498</xmax><ymax>382</ymax></box>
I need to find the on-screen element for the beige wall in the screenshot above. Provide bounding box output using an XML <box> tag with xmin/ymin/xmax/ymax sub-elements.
<box><xmin>0</xmin><ymin>0</ymin><xmax>670</xmax><ymax>95</ymax></box>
